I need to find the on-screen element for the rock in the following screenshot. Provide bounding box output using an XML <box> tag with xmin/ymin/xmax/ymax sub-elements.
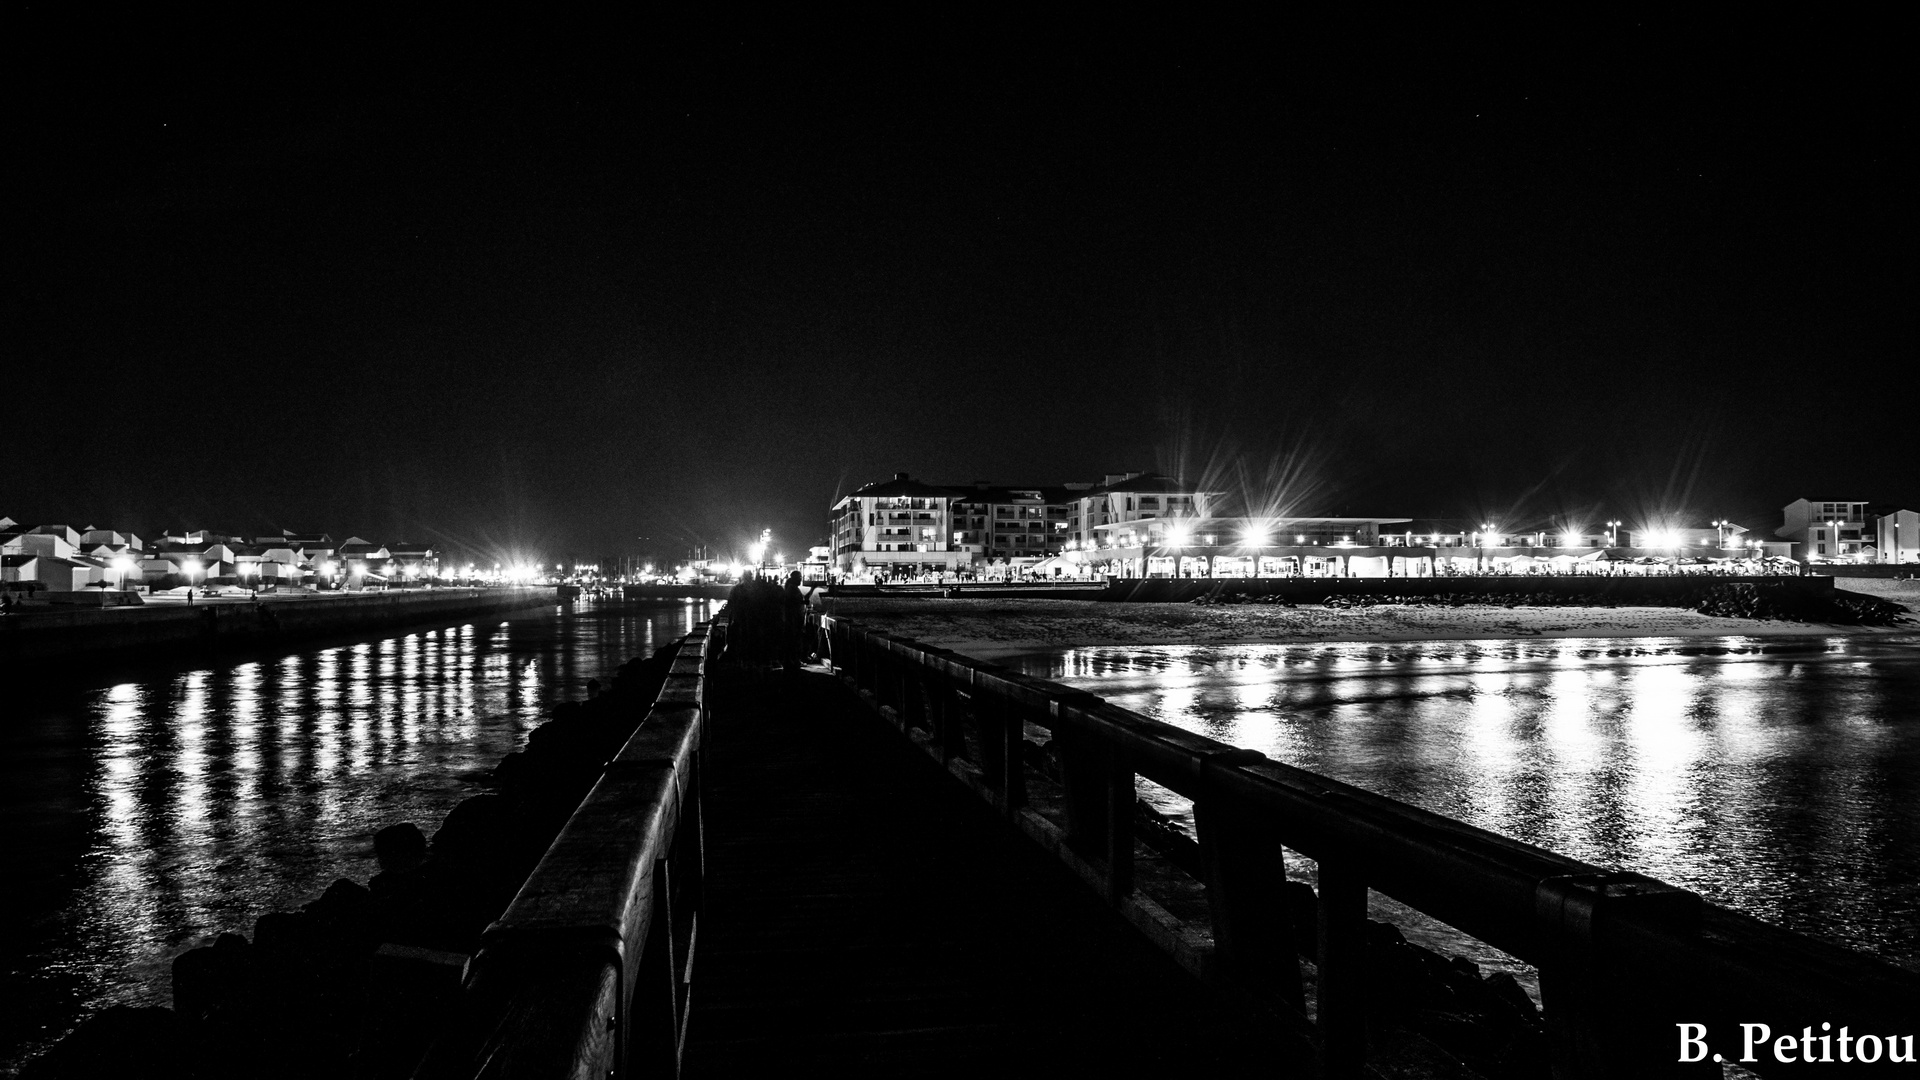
<box><xmin>305</xmin><ymin>878</ymin><xmax>376</xmax><ymax>950</ymax></box>
<box><xmin>173</xmin><ymin>939</ymin><xmax>256</xmax><ymax>1022</ymax></box>
<box><xmin>1483</xmin><ymin>971</ymin><xmax>1539</xmax><ymax>1019</ymax></box>
<box><xmin>252</xmin><ymin>910</ymin><xmax>312</xmax><ymax>955</ymax></box>
<box><xmin>431</xmin><ymin>794</ymin><xmax>513</xmax><ymax>863</ymax></box>
<box><xmin>373</xmin><ymin>823</ymin><xmax>427</xmax><ymax>874</ymax></box>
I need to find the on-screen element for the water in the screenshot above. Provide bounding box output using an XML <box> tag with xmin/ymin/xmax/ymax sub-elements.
<box><xmin>1</xmin><ymin>599</ymin><xmax>708</xmax><ymax>1076</ymax></box>
<box><xmin>1009</xmin><ymin>634</ymin><xmax>1920</xmax><ymax>971</ymax></box>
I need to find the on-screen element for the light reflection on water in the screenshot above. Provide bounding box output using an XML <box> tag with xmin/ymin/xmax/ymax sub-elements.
<box><xmin>1012</xmin><ymin>634</ymin><xmax>1920</xmax><ymax>969</ymax></box>
<box><xmin>2</xmin><ymin>600</ymin><xmax>708</xmax><ymax>1075</ymax></box>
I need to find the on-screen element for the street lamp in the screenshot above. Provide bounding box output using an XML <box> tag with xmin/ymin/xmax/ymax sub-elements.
<box><xmin>183</xmin><ymin>558</ymin><xmax>202</xmax><ymax>603</ymax></box>
<box><xmin>1606</xmin><ymin>519</ymin><xmax>1622</xmax><ymax>548</ymax></box>
<box><xmin>112</xmin><ymin>556</ymin><xmax>135</xmax><ymax>592</ymax></box>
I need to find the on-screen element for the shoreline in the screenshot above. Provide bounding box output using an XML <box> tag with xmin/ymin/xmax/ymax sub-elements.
<box><xmin>823</xmin><ymin>597</ymin><xmax>1918</xmax><ymax>661</ymax></box>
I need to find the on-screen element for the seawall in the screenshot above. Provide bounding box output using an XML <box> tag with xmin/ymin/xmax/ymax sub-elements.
<box><xmin>0</xmin><ymin>588</ymin><xmax>561</xmax><ymax>664</ymax></box>
<box><xmin>624</xmin><ymin>583</ymin><xmax>733</xmax><ymax>600</ymax></box>
<box><xmin>1099</xmin><ymin>574</ymin><xmax>1838</xmax><ymax>604</ymax></box>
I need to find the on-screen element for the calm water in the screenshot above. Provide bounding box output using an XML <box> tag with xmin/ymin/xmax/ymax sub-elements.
<box><xmin>1</xmin><ymin>600</ymin><xmax>708</xmax><ymax>1075</ymax></box>
<box><xmin>1011</xmin><ymin>634</ymin><xmax>1920</xmax><ymax>970</ymax></box>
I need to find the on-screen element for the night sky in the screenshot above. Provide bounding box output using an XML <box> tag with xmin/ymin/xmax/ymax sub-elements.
<box><xmin>11</xmin><ymin>14</ymin><xmax>1911</xmax><ymax>567</ymax></box>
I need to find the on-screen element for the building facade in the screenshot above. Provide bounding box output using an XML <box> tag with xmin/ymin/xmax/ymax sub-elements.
<box><xmin>831</xmin><ymin>471</ymin><xmax>1221</xmax><ymax>577</ymax></box>
<box><xmin>1777</xmin><ymin>499</ymin><xmax>1919</xmax><ymax>563</ymax></box>
<box><xmin>828</xmin><ymin>473</ymin><xmax>968</xmax><ymax>576</ymax></box>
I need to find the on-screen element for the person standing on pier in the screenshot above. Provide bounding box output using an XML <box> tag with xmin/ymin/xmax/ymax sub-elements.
<box><xmin>781</xmin><ymin>570</ymin><xmax>819</xmax><ymax>675</ymax></box>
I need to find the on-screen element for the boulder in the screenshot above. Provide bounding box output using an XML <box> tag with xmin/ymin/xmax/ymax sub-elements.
<box><xmin>373</xmin><ymin>823</ymin><xmax>427</xmax><ymax>874</ymax></box>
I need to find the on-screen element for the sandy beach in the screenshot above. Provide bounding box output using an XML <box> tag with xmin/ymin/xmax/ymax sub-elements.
<box><xmin>824</xmin><ymin>591</ymin><xmax>1917</xmax><ymax>660</ymax></box>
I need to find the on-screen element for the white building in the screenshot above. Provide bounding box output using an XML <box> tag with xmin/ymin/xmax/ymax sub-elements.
<box><xmin>1777</xmin><ymin>499</ymin><xmax>1919</xmax><ymax>563</ymax></box>
<box><xmin>1066</xmin><ymin>472</ymin><xmax>1222</xmax><ymax>550</ymax></box>
<box><xmin>829</xmin><ymin>473</ymin><xmax>969</xmax><ymax>576</ymax></box>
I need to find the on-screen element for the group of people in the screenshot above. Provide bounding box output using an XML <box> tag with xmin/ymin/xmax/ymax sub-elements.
<box><xmin>723</xmin><ymin>570</ymin><xmax>819</xmax><ymax>675</ymax></box>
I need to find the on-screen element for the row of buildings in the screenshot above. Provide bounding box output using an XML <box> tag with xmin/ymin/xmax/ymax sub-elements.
<box><xmin>0</xmin><ymin>519</ymin><xmax>443</xmax><ymax>595</ymax></box>
<box><xmin>826</xmin><ymin>473</ymin><xmax>1917</xmax><ymax>578</ymax></box>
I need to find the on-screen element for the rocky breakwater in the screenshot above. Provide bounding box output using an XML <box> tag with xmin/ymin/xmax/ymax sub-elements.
<box><xmin>1191</xmin><ymin>582</ymin><xmax>1913</xmax><ymax>627</ymax></box>
<box><xmin>22</xmin><ymin>640</ymin><xmax>681</xmax><ymax>1080</ymax></box>
<box><xmin>1692</xmin><ymin>581</ymin><xmax>1912</xmax><ymax>626</ymax></box>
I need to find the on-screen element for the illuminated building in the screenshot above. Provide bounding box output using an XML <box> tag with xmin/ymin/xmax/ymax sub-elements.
<box><xmin>829</xmin><ymin>473</ymin><xmax>969</xmax><ymax>576</ymax></box>
<box><xmin>1778</xmin><ymin>499</ymin><xmax>1920</xmax><ymax>563</ymax></box>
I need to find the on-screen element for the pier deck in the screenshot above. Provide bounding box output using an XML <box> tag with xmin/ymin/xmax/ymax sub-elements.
<box><xmin>682</xmin><ymin>665</ymin><xmax>1292</xmax><ymax>1075</ymax></box>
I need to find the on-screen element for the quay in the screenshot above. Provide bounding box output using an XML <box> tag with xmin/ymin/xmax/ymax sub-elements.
<box><xmin>0</xmin><ymin>586</ymin><xmax>562</xmax><ymax>664</ymax></box>
<box><xmin>628</xmin><ymin>574</ymin><xmax>1834</xmax><ymax>606</ymax></box>
<box><xmin>414</xmin><ymin>612</ymin><xmax>1915</xmax><ymax>1079</ymax></box>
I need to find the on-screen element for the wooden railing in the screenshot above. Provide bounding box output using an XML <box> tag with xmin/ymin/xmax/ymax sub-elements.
<box><xmin>816</xmin><ymin>614</ymin><xmax>1917</xmax><ymax>1079</ymax></box>
<box><xmin>414</xmin><ymin>619</ymin><xmax>716</xmax><ymax>1079</ymax></box>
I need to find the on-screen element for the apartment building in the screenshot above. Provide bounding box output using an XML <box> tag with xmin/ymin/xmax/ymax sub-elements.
<box><xmin>1777</xmin><ymin>499</ymin><xmax>1919</xmax><ymax>563</ymax></box>
<box><xmin>831</xmin><ymin>470</ymin><xmax>1220</xmax><ymax>576</ymax></box>
<box><xmin>828</xmin><ymin>473</ymin><xmax>969</xmax><ymax>575</ymax></box>
<box><xmin>1065</xmin><ymin>472</ymin><xmax>1221</xmax><ymax>549</ymax></box>
<box><xmin>950</xmin><ymin>483</ymin><xmax>1084</xmax><ymax>561</ymax></box>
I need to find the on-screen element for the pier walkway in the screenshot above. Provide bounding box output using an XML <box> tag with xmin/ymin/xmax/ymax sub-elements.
<box><xmin>417</xmin><ymin>616</ymin><xmax>1918</xmax><ymax>1080</ymax></box>
<box><xmin>681</xmin><ymin>665</ymin><xmax>1287</xmax><ymax>1075</ymax></box>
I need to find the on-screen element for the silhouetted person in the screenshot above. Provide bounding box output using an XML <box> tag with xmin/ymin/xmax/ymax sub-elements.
<box><xmin>725</xmin><ymin>572</ymin><xmax>756</xmax><ymax>668</ymax></box>
<box><xmin>781</xmin><ymin>570</ymin><xmax>819</xmax><ymax>673</ymax></box>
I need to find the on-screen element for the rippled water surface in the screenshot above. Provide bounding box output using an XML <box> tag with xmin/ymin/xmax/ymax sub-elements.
<box><xmin>2</xmin><ymin>600</ymin><xmax>708</xmax><ymax>1075</ymax></box>
<box><xmin>1011</xmin><ymin>634</ymin><xmax>1920</xmax><ymax>970</ymax></box>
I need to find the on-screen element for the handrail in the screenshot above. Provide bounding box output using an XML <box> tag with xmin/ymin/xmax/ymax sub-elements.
<box><xmin>414</xmin><ymin>617</ymin><xmax>718</xmax><ymax>1079</ymax></box>
<box><xmin>816</xmin><ymin>614</ymin><xmax>1917</xmax><ymax>1079</ymax></box>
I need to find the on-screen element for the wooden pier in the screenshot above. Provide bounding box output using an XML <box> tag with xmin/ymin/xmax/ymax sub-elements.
<box><xmin>417</xmin><ymin>615</ymin><xmax>1919</xmax><ymax>1080</ymax></box>
<box><xmin>682</xmin><ymin>666</ymin><xmax>1287</xmax><ymax>1075</ymax></box>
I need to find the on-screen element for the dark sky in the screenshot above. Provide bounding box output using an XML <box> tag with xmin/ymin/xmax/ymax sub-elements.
<box><xmin>10</xmin><ymin>14</ymin><xmax>1911</xmax><ymax>566</ymax></box>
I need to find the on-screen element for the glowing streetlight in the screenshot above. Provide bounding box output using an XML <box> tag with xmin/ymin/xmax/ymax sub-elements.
<box><xmin>1606</xmin><ymin>519</ymin><xmax>1622</xmax><ymax>547</ymax></box>
<box><xmin>112</xmin><ymin>556</ymin><xmax>135</xmax><ymax>591</ymax></box>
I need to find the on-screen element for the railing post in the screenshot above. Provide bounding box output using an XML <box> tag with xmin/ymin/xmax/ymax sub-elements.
<box><xmin>1055</xmin><ymin>720</ymin><xmax>1133</xmax><ymax>903</ymax></box>
<box><xmin>972</xmin><ymin>684</ymin><xmax>1026</xmax><ymax>817</ymax></box>
<box><xmin>1195</xmin><ymin>786</ymin><xmax>1305</xmax><ymax>1011</ymax></box>
<box><xmin>1535</xmin><ymin>873</ymin><xmax>1708</xmax><ymax>1079</ymax></box>
<box><xmin>890</xmin><ymin>647</ymin><xmax>911</xmax><ymax>723</ymax></box>
<box><xmin>996</xmin><ymin>696</ymin><xmax>1026</xmax><ymax>813</ymax></box>
<box><xmin>930</xmin><ymin>670</ymin><xmax>963</xmax><ymax>765</ymax></box>
<box><xmin>631</xmin><ymin>858</ymin><xmax>680</xmax><ymax>1077</ymax></box>
<box><xmin>1315</xmin><ymin>860</ymin><xmax>1368</xmax><ymax>1079</ymax></box>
